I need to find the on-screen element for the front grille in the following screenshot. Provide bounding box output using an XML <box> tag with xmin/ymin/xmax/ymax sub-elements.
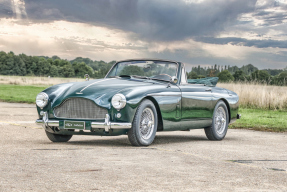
<box><xmin>54</xmin><ymin>98</ymin><xmax>107</xmax><ymax>119</ymax></box>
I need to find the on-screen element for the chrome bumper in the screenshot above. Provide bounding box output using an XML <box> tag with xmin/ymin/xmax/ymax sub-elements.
<box><xmin>36</xmin><ymin>113</ymin><xmax>131</xmax><ymax>132</ymax></box>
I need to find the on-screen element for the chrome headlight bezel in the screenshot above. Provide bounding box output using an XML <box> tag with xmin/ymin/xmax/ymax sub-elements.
<box><xmin>111</xmin><ymin>93</ymin><xmax>126</xmax><ymax>110</ymax></box>
<box><xmin>36</xmin><ymin>92</ymin><xmax>49</xmax><ymax>108</ymax></box>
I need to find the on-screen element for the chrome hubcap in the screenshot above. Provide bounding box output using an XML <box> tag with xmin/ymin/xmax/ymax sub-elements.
<box><xmin>214</xmin><ymin>106</ymin><xmax>227</xmax><ymax>135</ymax></box>
<box><xmin>140</xmin><ymin>108</ymin><xmax>155</xmax><ymax>140</ymax></box>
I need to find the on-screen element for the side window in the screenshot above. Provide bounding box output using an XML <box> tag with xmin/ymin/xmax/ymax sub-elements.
<box><xmin>181</xmin><ymin>67</ymin><xmax>187</xmax><ymax>84</ymax></box>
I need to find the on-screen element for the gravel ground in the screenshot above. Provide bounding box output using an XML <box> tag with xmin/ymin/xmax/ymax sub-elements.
<box><xmin>0</xmin><ymin>102</ymin><xmax>286</xmax><ymax>192</ymax></box>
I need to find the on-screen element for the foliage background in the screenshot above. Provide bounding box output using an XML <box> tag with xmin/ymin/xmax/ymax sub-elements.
<box><xmin>0</xmin><ymin>51</ymin><xmax>116</xmax><ymax>78</ymax></box>
<box><xmin>1</xmin><ymin>51</ymin><xmax>287</xmax><ymax>85</ymax></box>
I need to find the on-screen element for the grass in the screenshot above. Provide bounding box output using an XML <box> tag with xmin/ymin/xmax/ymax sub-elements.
<box><xmin>230</xmin><ymin>108</ymin><xmax>287</xmax><ymax>132</ymax></box>
<box><xmin>0</xmin><ymin>75</ymin><xmax>84</xmax><ymax>86</ymax></box>
<box><xmin>218</xmin><ymin>82</ymin><xmax>287</xmax><ymax>110</ymax></box>
<box><xmin>2</xmin><ymin>75</ymin><xmax>287</xmax><ymax>110</ymax></box>
<box><xmin>0</xmin><ymin>84</ymin><xmax>48</xmax><ymax>103</ymax></box>
<box><xmin>0</xmin><ymin>83</ymin><xmax>286</xmax><ymax>132</ymax></box>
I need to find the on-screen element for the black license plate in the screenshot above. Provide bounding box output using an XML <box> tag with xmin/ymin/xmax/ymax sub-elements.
<box><xmin>64</xmin><ymin>121</ymin><xmax>85</xmax><ymax>130</ymax></box>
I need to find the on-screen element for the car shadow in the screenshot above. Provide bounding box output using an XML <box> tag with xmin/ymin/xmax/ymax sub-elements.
<box><xmin>153</xmin><ymin>135</ymin><xmax>208</xmax><ymax>145</ymax></box>
<box><xmin>37</xmin><ymin>134</ymin><xmax>213</xmax><ymax>148</ymax></box>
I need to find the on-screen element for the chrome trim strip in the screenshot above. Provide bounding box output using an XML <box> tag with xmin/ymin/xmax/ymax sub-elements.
<box><xmin>147</xmin><ymin>92</ymin><xmax>181</xmax><ymax>96</ymax></box>
<box><xmin>80</xmin><ymin>78</ymin><xmax>112</xmax><ymax>93</ymax></box>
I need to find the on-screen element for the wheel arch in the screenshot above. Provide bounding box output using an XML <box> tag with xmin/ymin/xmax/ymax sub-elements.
<box><xmin>144</xmin><ymin>96</ymin><xmax>164</xmax><ymax>131</ymax></box>
<box><xmin>218</xmin><ymin>98</ymin><xmax>231</xmax><ymax>123</ymax></box>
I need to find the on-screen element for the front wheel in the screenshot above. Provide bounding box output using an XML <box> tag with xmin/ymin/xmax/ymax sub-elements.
<box><xmin>45</xmin><ymin>130</ymin><xmax>73</xmax><ymax>142</ymax></box>
<box><xmin>204</xmin><ymin>101</ymin><xmax>229</xmax><ymax>140</ymax></box>
<box><xmin>128</xmin><ymin>99</ymin><xmax>158</xmax><ymax>146</ymax></box>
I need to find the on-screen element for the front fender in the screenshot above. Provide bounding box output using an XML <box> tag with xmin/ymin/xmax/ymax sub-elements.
<box><xmin>112</xmin><ymin>84</ymin><xmax>181</xmax><ymax>129</ymax></box>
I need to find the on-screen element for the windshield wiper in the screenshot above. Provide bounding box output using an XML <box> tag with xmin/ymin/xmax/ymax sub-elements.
<box><xmin>131</xmin><ymin>75</ymin><xmax>149</xmax><ymax>79</ymax></box>
<box><xmin>118</xmin><ymin>75</ymin><xmax>150</xmax><ymax>80</ymax></box>
<box><xmin>119</xmin><ymin>75</ymin><xmax>131</xmax><ymax>78</ymax></box>
<box><xmin>149</xmin><ymin>78</ymin><xmax>170</xmax><ymax>82</ymax></box>
<box><xmin>118</xmin><ymin>75</ymin><xmax>169</xmax><ymax>82</ymax></box>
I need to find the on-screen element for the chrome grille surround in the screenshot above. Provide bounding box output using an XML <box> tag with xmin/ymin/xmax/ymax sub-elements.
<box><xmin>53</xmin><ymin>98</ymin><xmax>107</xmax><ymax>119</ymax></box>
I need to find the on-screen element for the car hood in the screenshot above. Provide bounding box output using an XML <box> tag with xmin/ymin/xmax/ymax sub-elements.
<box><xmin>45</xmin><ymin>78</ymin><xmax>158</xmax><ymax>109</ymax></box>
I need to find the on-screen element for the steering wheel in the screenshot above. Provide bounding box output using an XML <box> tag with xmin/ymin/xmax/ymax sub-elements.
<box><xmin>151</xmin><ymin>74</ymin><xmax>172</xmax><ymax>81</ymax></box>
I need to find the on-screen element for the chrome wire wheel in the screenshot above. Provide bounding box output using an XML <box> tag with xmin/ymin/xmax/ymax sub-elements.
<box><xmin>214</xmin><ymin>106</ymin><xmax>227</xmax><ymax>135</ymax></box>
<box><xmin>128</xmin><ymin>99</ymin><xmax>158</xmax><ymax>146</ymax></box>
<box><xmin>139</xmin><ymin>107</ymin><xmax>155</xmax><ymax>140</ymax></box>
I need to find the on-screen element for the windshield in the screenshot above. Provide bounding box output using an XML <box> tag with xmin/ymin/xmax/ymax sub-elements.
<box><xmin>106</xmin><ymin>60</ymin><xmax>178</xmax><ymax>81</ymax></box>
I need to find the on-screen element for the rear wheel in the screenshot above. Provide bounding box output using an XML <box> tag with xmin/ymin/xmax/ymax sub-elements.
<box><xmin>204</xmin><ymin>101</ymin><xmax>229</xmax><ymax>140</ymax></box>
<box><xmin>128</xmin><ymin>99</ymin><xmax>158</xmax><ymax>146</ymax></box>
<box><xmin>45</xmin><ymin>130</ymin><xmax>73</xmax><ymax>142</ymax></box>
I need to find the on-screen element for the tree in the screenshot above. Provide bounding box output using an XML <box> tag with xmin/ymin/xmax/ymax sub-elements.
<box><xmin>37</xmin><ymin>58</ymin><xmax>51</xmax><ymax>76</ymax></box>
<box><xmin>233</xmin><ymin>70</ymin><xmax>246</xmax><ymax>81</ymax></box>
<box><xmin>251</xmin><ymin>70</ymin><xmax>271</xmax><ymax>82</ymax></box>
<box><xmin>62</xmin><ymin>64</ymin><xmax>75</xmax><ymax>77</ymax></box>
<box><xmin>72</xmin><ymin>62</ymin><xmax>94</xmax><ymax>77</ymax></box>
<box><xmin>119</xmin><ymin>65</ymin><xmax>144</xmax><ymax>76</ymax></box>
<box><xmin>241</xmin><ymin>64</ymin><xmax>258</xmax><ymax>75</ymax></box>
<box><xmin>187</xmin><ymin>71</ymin><xmax>198</xmax><ymax>79</ymax></box>
<box><xmin>217</xmin><ymin>70</ymin><xmax>234</xmax><ymax>82</ymax></box>
<box><xmin>49</xmin><ymin>65</ymin><xmax>59</xmax><ymax>77</ymax></box>
<box><xmin>272</xmin><ymin>72</ymin><xmax>287</xmax><ymax>85</ymax></box>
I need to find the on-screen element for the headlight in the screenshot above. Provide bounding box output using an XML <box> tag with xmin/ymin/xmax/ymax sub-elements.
<box><xmin>111</xmin><ymin>93</ymin><xmax>126</xmax><ymax>110</ymax></box>
<box><xmin>36</xmin><ymin>92</ymin><xmax>49</xmax><ymax>108</ymax></box>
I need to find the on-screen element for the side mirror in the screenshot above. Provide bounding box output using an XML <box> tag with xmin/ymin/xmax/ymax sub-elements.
<box><xmin>85</xmin><ymin>74</ymin><xmax>90</xmax><ymax>81</ymax></box>
<box><xmin>171</xmin><ymin>76</ymin><xmax>178</xmax><ymax>84</ymax></box>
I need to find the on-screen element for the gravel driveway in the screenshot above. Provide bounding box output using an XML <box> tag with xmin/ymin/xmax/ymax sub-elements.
<box><xmin>0</xmin><ymin>102</ymin><xmax>286</xmax><ymax>191</ymax></box>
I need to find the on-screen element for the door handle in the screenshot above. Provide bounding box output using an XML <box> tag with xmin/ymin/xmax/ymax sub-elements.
<box><xmin>205</xmin><ymin>88</ymin><xmax>212</xmax><ymax>91</ymax></box>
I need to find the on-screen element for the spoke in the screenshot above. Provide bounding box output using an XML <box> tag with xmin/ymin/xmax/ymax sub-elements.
<box><xmin>214</xmin><ymin>106</ymin><xmax>227</xmax><ymax>135</ymax></box>
<box><xmin>139</xmin><ymin>108</ymin><xmax>155</xmax><ymax>140</ymax></box>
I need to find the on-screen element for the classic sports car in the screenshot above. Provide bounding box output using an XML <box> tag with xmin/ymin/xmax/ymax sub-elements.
<box><xmin>36</xmin><ymin>59</ymin><xmax>240</xmax><ymax>146</ymax></box>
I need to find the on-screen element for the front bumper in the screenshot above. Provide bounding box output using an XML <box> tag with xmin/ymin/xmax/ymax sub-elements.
<box><xmin>36</xmin><ymin>112</ymin><xmax>132</xmax><ymax>132</ymax></box>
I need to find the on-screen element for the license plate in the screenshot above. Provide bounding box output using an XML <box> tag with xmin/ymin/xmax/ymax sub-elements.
<box><xmin>64</xmin><ymin>121</ymin><xmax>85</xmax><ymax>130</ymax></box>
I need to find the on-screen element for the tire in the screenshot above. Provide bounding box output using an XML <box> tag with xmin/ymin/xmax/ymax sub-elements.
<box><xmin>45</xmin><ymin>130</ymin><xmax>73</xmax><ymax>142</ymax></box>
<box><xmin>204</xmin><ymin>100</ymin><xmax>229</xmax><ymax>141</ymax></box>
<box><xmin>128</xmin><ymin>99</ymin><xmax>158</xmax><ymax>146</ymax></box>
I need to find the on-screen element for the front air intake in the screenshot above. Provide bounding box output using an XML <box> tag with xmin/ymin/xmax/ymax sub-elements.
<box><xmin>53</xmin><ymin>98</ymin><xmax>107</xmax><ymax>119</ymax></box>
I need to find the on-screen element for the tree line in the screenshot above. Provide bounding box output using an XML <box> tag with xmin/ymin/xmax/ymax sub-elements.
<box><xmin>0</xmin><ymin>51</ymin><xmax>115</xmax><ymax>78</ymax></box>
<box><xmin>0</xmin><ymin>51</ymin><xmax>287</xmax><ymax>85</ymax></box>
<box><xmin>188</xmin><ymin>64</ymin><xmax>287</xmax><ymax>85</ymax></box>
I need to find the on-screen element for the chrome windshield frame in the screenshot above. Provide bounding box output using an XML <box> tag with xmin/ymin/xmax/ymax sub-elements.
<box><xmin>104</xmin><ymin>59</ymin><xmax>180</xmax><ymax>84</ymax></box>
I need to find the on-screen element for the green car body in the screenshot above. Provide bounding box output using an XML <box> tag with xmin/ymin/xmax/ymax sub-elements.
<box><xmin>36</xmin><ymin>59</ymin><xmax>239</xmax><ymax>139</ymax></box>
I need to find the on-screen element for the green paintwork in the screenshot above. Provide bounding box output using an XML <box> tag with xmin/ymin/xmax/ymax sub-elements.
<box><xmin>36</xmin><ymin>60</ymin><xmax>239</xmax><ymax>136</ymax></box>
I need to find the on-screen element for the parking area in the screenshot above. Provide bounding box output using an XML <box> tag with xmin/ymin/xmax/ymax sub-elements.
<box><xmin>0</xmin><ymin>102</ymin><xmax>286</xmax><ymax>191</ymax></box>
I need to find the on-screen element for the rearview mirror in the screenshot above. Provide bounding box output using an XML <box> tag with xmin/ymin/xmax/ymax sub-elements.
<box><xmin>171</xmin><ymin>76</ymin><xmax>178</xmax><ymax>84</ymax></box>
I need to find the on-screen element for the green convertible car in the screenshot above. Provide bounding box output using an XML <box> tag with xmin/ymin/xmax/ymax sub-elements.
<box><xmin>36</xmin><ymin>59</ymin><xmax>240</xmax><ymax>146</ymax></box>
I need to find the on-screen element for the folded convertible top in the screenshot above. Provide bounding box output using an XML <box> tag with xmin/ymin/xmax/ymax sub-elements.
<box><xmin>187</xmin><ymin>77</ymin><xmax>219</xmax><ymax>87</ymax></box>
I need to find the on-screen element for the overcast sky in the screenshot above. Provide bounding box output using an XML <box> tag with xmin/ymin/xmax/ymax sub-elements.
<box><xmin>0</xmin><ymin>0</ymin><xmax>287</xmax><ymax>69</ymax></box>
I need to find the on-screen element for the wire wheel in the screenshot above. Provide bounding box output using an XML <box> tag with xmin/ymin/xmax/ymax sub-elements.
<box><xmin>214</xmin><ymin>106</ymin><xmax>227</xmax><ymax>135</ymax></box>
<box><xmin>139</xmin><ymin>107</ymin><xmax>155</xmax><ymax>140</ymax></box>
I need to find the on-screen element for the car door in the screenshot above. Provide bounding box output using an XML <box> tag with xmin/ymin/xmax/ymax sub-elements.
<box><xmin>178</xmin><ymin>66</ymin><xmax>213</xmax><ymax>129</ymax></box>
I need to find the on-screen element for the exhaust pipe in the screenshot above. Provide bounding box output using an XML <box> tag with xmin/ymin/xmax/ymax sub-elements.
<box><xmin>237</xmin><ymin>114</ymin><xmax>241</xmax><ymax>119</ymax></box>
